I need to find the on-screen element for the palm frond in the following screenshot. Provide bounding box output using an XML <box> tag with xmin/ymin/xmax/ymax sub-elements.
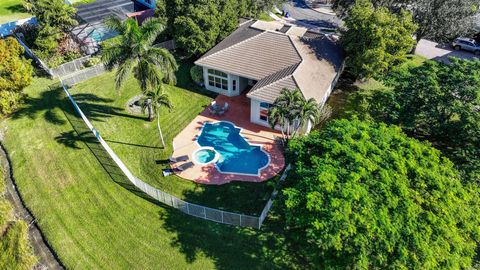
<box><xmin>141</xmin><ymin>17</ymin><xmax>167</xmax><ymax>46</ymax></box>
<box><xmin>104</xmin><ymin>16</ymin><xmax>125</xmax><ymax>33</ymax></box>
<box><xmin>146</xmin><ymin>47</ymin><xmax>178</xmax><ymax>84</ymax></box>
<box><xmin>115</xmin><ymin>58</ymin><xmax>136</xmax><ymax>91</ymax></box>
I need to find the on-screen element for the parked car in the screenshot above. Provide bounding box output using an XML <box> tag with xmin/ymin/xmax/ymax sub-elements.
<box><xmin>452</xmin><ymin>37</ymin><xmax>480</xmax><ymax>55</ymax></box>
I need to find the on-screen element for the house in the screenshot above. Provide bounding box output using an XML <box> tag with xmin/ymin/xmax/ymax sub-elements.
<box><xmin>194</xmin><ymin>20</ymin><xmax>345</xmax><ymax>129</ymax></box>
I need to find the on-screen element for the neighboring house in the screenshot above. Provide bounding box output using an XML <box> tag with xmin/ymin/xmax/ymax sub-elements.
<box><xmin>195</xmin><ymin>20</ymin><xmax>345</xmax><ymax>129</ymax></box>
<box><xmin>135</xmin><ymin>0</ymin><xmax>156</xmax><ymax>9</ymax></box>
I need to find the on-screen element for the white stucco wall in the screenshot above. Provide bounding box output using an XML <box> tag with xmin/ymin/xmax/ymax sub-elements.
<box><xmin>201</xmin><ymin>66</ymin><xmax>249</xmax><ymax>97</ymax></box>
<box><xmin>250</xmin><ymin>99</ymin><xmax>271</xmax><ymax>128</ymax></box>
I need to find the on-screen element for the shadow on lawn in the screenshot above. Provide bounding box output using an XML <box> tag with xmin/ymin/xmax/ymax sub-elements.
<box><xmin>158</xmin><ymin>195</ymin><xmax>300</xmax><ymax>270</ymax></box>
<box><xmin>6</xmin><ymin>4</ymin><xmax>27</xmax><ymax>13</ymax></box>
<box><xmin>14</xmin><ymin>85</ymin><xmax>146</xmax><ymax>126</ymax></box>
<box><xmin>58</xmin><ymin>86</ymin><xmax>302</xmax><ymax>269</ymax></box>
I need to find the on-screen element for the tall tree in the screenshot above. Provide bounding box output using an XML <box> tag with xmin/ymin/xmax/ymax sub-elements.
<box><xmin>333</xmin><ymin>0</ymin><xmax>480</xmax><ymax>43</ymax></box>
<box><xmin>283</xmin><ymin>118</ymin><xmax>480</xmax><ymax>269</ymax></box>
<box><xmin>340</xmin><ymin>0</ymin><xmax>417</xmax><ymax>79</ymax></box>
<box><xmin>140</xmin><ymin>86</ymin><xmax>173</xmax><ymax>147</ymax></box>
<box><xmin>23</xmin><ymin>0</ymin><xmax>77</xmax><ymax>53</ymax></box>
<box><xmin>102</xmin><ymin>17</ymin><xmax>178</xmax><ymax>93</ymax></box>
<box><xmin>157</xmin><ymin>0</ymin><xmax>284</xmax><ymax>57</ymax></box>
<box><xmin>0</xmin><ymin>37</ymin><xmax>33</xmax><ymax>115</ymax></box>
<box><xmin>358</xmin><ymin>58</ymin><xmax>480</xmax><ymax>183</ymax></box>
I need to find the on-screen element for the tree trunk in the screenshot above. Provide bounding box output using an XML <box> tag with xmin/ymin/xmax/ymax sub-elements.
<box><xmin>147</xmin><ymin>99</ymin><xmax>154</xmax><ymax>122</ymax></box>
<box><xmin>157</xmin><ymin>111</ymin><xmax>165</xmax><ymax>148</ymax></box>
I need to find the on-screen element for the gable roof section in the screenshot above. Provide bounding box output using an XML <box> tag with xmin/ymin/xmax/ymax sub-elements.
<box><xmin>201</xmin><ymin>20</ymin><xmax>262</xmax><ymax>58</ymax></box>
<box><xmin>247</xmin><ymin>63</ymin><xmax>299</xmax><ymax>103</ymax></box>
<box><xmin>291</xmin><ymin>35</ymin><xmax>345</xmax><ymax>103</ymax></box>
<box><xmin>195</xmin><ymin>31</ymin><xmax>302</xmax><ymax>80</ymax></box>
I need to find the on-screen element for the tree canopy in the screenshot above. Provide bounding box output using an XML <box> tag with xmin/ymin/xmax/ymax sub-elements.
<box><xmin>357</xmin><ymin>58</ymin><xmax>480</xmax><ymax>183</ymax></box>
<box><xmin>0</xmin><ymin>37</ymin><xmax>33</xmax><ymax>115</ymax></box>
<box><xmin>340</xmin><ymin>0</ymin><xmax>417</xmax><ymax>79</ymax></box>
<box><xmin>283</xmin><ymin>118</ymin><xmax>480</xmax><ymax>269</ymax></box>
<box><xmin>333</xmin><ymin>0</ymin><xmax>479</xmax><ymax>42</ymax></box>
<box><xmin>157</xmin><ymin>0</ymin><xmax>283</xmax><ymax>57</ymax></box>
<box><xmin>23</xmin><ymin>0</ymin><xmax>77</xmax><ymax>53</ymax></box>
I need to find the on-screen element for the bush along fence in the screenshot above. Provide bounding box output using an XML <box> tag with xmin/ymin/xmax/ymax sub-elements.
<box><xmin>15</xmin><ymin>33</ymin><xmax>106</xmax><ymax>84</ymax></box>
<box><xmin>61</xmin><ymin>81</ymin><xmax>289</xmax><ymax>229</ymax></box>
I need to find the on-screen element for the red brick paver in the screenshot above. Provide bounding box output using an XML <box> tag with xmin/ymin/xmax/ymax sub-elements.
<box><xmin>171</xmin><ymin>94</ymin><xmax>285</xmax><ymax>185</ymax></box>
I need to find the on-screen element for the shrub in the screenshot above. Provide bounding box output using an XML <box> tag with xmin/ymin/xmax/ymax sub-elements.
<box><xmin>284</xmin><ymin>119</ymin><xmax>480</xmax><ymax>269</ymax></box>
<box><xmin>0</xmin><ymin>222</ymin><xmax>38</xmax><ymax>269</ymax></box>
<box><xmin>0</xmin><ymin>37</ymin><xmax>33</xmax><ymax>116</ymax></box>
<box><xmin>83</xmin><ymin>57</ymin><xmax>101</xmax><ymax>68</ymax></box>
<box><xmin>190</xmin><ymin>65</ymin><xmax>203</xmax><ymax>84</ymax></box>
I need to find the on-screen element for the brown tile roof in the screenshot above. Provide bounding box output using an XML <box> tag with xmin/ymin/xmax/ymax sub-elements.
<box><xmin>196</xmin><ymin>31</ymin><xmax>302</xmax><ymax>80</ymax></box>
<box><xmin>195</xmin><ymin>20</ymin><xmax>345</xmax><ymax>104</ymax></box>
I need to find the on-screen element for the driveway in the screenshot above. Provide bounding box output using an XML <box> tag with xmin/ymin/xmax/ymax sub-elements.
<box><xmin>283</xmin><ymin>0</ymin><xmax>342</xmax><ymax>29</ymax></box>
<box><xmin>415</xmin><ymin>39</ymin><xmax>479</xmax><ymax>62</ymax></box>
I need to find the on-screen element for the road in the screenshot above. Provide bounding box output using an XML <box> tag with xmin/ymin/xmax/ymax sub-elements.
<box><xmin>415</xmin><ymin>39</ymin><xmax>479</xmax><ymax>62</ymax></box>
<box><xmin>282</xmin><ymin>0</ymin><xmax>342</xmax><ymax>29</ymax></box>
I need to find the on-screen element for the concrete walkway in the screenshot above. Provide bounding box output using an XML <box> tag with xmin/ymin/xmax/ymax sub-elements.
<box><xmin>415</xmin><ymin>39</ymin><xmax>479</xmax><ymax>62</ymax></box>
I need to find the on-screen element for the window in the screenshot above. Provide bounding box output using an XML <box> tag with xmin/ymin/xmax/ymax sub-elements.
<box><xmin>232</xmin><ymin>80</ymin><xmax>237</xmax><ymax>91</ymax></box>
<box><xmin>207</xmin><ymin>69</ymin><xmax>228</xmax><ymax>90</ymax></box>
<box><xmin>259</xmin><ymin>102</ymin><xmax>272</xmax><ymax>122</ymax></box>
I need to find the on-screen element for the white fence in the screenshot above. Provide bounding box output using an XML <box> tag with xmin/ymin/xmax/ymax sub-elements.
<box><xmin>61</xmin><ymin>64</ymin><xmax>106</xmax><ymax>86</ymax></box>
<box><xmin>61</xmin><ymin>82</ymin><xmax>290</xmax><ymax>229</ymax></box>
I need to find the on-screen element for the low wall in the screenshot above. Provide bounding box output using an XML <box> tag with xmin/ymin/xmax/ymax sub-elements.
<box><xmin>50</xmin><ymin>55</ymin><xmax>92</xmax><ymax>78</ymax></box>
<box><xmin>61</xmin><ymin>64</ymin><xmax>106</xmax><ymax>86</ymax></box>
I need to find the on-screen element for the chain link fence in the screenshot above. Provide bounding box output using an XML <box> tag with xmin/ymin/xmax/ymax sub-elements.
<box><xmin>61</xmin><ymin>82</ymin><xmax>286</xmax><ymax>229</ymax></box>
<box><xmin>62</xmin><ymin>65</ymin><xmax>106</xmax><ymax>86</ymax></box>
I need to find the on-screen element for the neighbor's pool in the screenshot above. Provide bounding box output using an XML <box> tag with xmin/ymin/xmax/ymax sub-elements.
<box><xmin>196</xmin><ymin>121</ymin><xmax>270</xmax><ymax>176</ymax></box>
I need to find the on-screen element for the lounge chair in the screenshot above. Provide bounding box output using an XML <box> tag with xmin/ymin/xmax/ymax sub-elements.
<box><xmin>210</xmin><ymin>101</ymin><xmax>219</xmax><ymax>110</ymax></box>
<box><xmin>175</xmin><ymin>161</ymin><xmax>195</xmax><ymax>171</ymax></box>
<box><xmin>169</xmin><ymin>155</ymin><xmax>189</xmax><ymax>163</ymax></box>
<box><xmin>208</xmin><ymin>107</ymin><xmax>216</xmax><ymax>115</ymax></box>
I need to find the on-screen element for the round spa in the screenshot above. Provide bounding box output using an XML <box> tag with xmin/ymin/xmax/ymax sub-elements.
<box><xmin>192</xmin><ymin>147</ymin><xmax>219</xmax><ymax>165</ymax></box>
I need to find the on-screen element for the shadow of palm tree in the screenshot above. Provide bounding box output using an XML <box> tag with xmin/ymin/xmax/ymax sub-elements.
<box><xmin>14</xmin><ymin>84</ymin><xmax>147</xmax><ymax>126</ymax></box>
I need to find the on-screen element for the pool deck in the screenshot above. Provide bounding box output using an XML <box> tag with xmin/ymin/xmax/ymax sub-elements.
<box><xmin>171</xmin><ymin>94</ymin><xmax>285</xmax><ymax>185</ymax></box>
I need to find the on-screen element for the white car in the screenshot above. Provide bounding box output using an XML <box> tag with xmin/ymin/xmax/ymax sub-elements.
<box><xmin>452</xmin><ymin>38</ymin><xmax>480</xmax><ymax>55</ymax></box>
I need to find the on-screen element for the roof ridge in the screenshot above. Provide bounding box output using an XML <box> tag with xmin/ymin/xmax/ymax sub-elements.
<box><xmin>248</xmin><ymin>63</ymin><xmax>300</xmax><ymax>96</ymax></box>
<box><xmin>197</xmin><ymin>30</ymin><xmax>268</xmax><ymax>63</ymax></box>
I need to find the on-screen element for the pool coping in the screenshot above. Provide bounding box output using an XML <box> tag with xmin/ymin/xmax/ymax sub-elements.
<box><xmin>195</xmin><ymin>120</ymin><xmax>271</xmax><ymax>177</ymax></box>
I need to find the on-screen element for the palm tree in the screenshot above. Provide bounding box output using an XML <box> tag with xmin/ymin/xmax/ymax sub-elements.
<box><xmin>291</xmin><ymin>97</ymin><xmax>320</xmax><ymax>138</ymax></box>
<box><xmin>140</xmin><ymin>86</ymin><xmax>173</xmax><ymax>148</ymax></box>
<box><xmin>268</xmin><ymin>88</ymin><xmax>303</xmax><ymax>138</ymax></box>
<box><xmin>102</xmin><ymin>17</ymin><xmax>178</xmax><ymax>93</ymax></box>
<box><xmin>268</xmin><ymin>88</ymin><xmax>327</xmax><ymax>143</ymax></box>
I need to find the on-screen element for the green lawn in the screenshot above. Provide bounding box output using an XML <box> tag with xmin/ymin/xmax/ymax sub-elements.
<box><xmin>0</xmin><ymin>0</ymin><xmax>30</xmax><ymax>24</ymax></box>
<box><xmin>0</xmin><ymin>64</ymin><xmax>295</xmax><ymax>269</ymax></box>
<box><xmin>66</xmin><ymin>62</ymin><xmax>275</xmax><ymax>215</ymax></box>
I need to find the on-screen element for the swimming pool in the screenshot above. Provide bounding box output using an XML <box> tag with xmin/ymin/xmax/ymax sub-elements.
<box><xmin>196</xmin><ymin>121</ymin><xmax>270</xmax><ymax>176</ymax></box>
<box><xmin>89</xmin><ymin>27</ymin><xmax>117</xmax><ymax>42</ymax></box>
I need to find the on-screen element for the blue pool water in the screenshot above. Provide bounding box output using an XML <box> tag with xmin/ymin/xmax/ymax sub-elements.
<box><xmin>197</xmin><ymin>121</ymin><xmax>270</xmax><ymax>175</ymax></box>
<box><xmin>89</xmin><ymin>27</ymin><xmax>117</xmax><ymax>42</ymax></box>
<box><xmin>194</xmin><ymin>148</ymin><xmax>216</xmax><ymax>164</ymax></box>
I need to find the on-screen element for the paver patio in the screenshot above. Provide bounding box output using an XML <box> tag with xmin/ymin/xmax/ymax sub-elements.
<box><xmin>171</xmin><ymin>94</ymin><xmax>285</xmax><ymax>185</ymax></box>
